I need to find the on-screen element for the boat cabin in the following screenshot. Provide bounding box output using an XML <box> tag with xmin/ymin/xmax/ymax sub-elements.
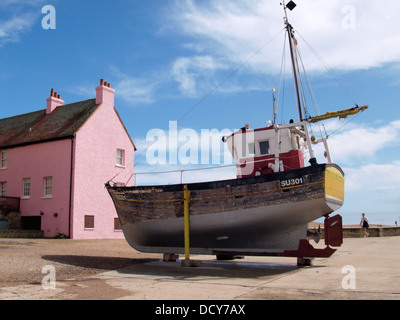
<box><xmin>223</xmin><ymin>121</ymin><xmax>318</xmax><ymax>178</ymax></box>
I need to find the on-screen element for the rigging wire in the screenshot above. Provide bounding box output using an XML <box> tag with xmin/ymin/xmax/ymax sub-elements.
<box><xmin>326</xmin><ymin>110</ymin><xmax>364</xmax><ymax>137</ymax></box>
<box><xmin>276</xmin><ymin>30</ymin><xmax>287</xmax><ymax>124</ymax></box>
<box><xmin>295</xmin><ymin>43</ymin><xmax>328</xmax><ymax>139</ymax></box>
<box><xmin>178</xmin><ymin>27</ymin><xmax>286</xmax><ymax>123</ymax></box>
<box><xmin>295</xmin><ymin>28</ymin><xmax>368</xmax><ymax>138</ymax></box>
<box><xmin>294</xmin><ymin>29</ymin><xmax>365</xmax><ymax>106</ymax></box>
<box><xmin>110</xmin><ymin>28</ymin><xmax>287</xmax><ymax>185</ymax></box>
<box><xmin>295</xmin><ymin>50</ymin><xmax>310</xmax><ymax>121</ymax></box>
<box><xmin>285</xmin><ymin>28</ymin><xmax>368</xmax><ymax>139</ymax></box>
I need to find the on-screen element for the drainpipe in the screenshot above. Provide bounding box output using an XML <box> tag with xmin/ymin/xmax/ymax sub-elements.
<box><xmin>68</xmin><ymin>135</ymin><xmax>75</xmax><ymax>238</ymax></box>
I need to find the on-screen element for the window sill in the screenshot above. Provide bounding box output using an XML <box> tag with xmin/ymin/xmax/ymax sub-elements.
<box><xmin>115</xmin><ymin>164</ymin><xmax>126</xmax><ymax>168</ymax></box>
<box><xmin>21</xmin><ymin>197</ymin><xmax>30</xmax><ymax>200</ymax></box>
<box><xmin>41</xmin><ymin>196</ymin><xmax>53</xmax><ymax>199</ymax></box>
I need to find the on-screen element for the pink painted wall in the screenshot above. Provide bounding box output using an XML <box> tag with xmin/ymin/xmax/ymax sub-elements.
<box><xmin>70</xmin><ymin>83</ymin><xmax>135</xmax><ymax>239</ymax></box>
<box><xmin>0</xmin><ymin>140</ymin><xmax>72</xmax><ymax>238</ymax></box>
<box><xmin>0</xmin><ymin>81</ymin><xmax>135</xmax><ymax>239</ymax></box>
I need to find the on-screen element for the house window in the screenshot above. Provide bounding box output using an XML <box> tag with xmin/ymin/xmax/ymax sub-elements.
<box><xmin>23</xmin><ymin>178</ymin><xmax>31</xmax><ymax>198</ymax></box>
<box><xmin>84</xmin><ymin>215</ymin><xmax>95</xmax><ymax>229</ymax></box>
<box><xmin>0</xmin><ymin>182</ymin><xmax>7</xmax><ymax>197</ymax></box>
<box><xmin>116</xmin><ymin>149</ymin><xmax>125</xmax><ymax>166</ymax></box>
<box><xmin>259</xmin><ymin>141</ymin><xmax>270</xmax><ymax>155</ymax></box>
<box><xmin>0</xmin><ymin>151</ymin><xmax>7</xmax><ymax>169</ymax></box>
<box><xmin>114</xmin><ymin>218</ymin><xmax>122</xmax><ymax>231</ymax></box>
<box><xmin>43</xmin><ymin>177</ymin><xmax>52</xmax><ymax>198</ymax></box>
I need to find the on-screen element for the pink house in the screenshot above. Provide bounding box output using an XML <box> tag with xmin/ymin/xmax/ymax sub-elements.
<box><xmin>0</xmin><ymin>80</ymin><xmax>136</xmax><ymax>239</ymax></box>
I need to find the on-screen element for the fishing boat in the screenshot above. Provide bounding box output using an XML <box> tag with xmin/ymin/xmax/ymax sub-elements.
<box><xmin>106</xmin><ymin>1</ymin><xmax>367</xmax><ymax>264</ymax></box>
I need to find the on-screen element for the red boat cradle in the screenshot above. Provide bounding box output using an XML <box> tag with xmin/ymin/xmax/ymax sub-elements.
<box><xmin>282</xmin><ymin>214</ymin><xmax>343</xmax><ymax>258</ymax></box>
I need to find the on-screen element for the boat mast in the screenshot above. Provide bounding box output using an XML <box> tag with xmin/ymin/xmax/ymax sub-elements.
<box><xmin>282</xmin><ymin>1</ymin><xmax>303</xmax><ymax>122</ymax></box>
<box><xmin>281</xmin><ymin>1</ymin><xmax>318</xmax><ymax>165</ymax></box>
<box><xmin>272</xmin><ymin>88</ymin><xmax>277</xmax><ymax>125</ymax></box>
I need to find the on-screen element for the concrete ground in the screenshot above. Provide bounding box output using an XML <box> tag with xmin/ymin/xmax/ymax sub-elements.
<box><xmin>1</xmin><ymin>236</ymin><xmax>399</xmax><ymax>300</ymax></box>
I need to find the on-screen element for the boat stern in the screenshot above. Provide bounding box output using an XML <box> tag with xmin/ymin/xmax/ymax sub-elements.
<box><xmin>324</xmin><ymin>165</ymin><xmax>345</xmax><ymax>211</ymax></box>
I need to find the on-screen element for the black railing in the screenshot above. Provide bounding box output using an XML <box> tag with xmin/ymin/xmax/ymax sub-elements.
<box><xmin>0</xmin><ymin>197</ymin><xmax>20</xmax><ymax>211</ymax></box>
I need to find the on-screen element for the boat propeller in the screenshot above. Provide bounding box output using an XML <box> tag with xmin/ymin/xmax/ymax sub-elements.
<box><xmin>307</xmin><ymin>225</ymin><xmax>322</xmax><ymax>244</ymax></box>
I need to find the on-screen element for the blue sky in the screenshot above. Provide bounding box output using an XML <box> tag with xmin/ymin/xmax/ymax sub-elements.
<box><xmin>1</xmin><ymin>0</ymin><xmax>400</xmax><ymax>225</ymax></box>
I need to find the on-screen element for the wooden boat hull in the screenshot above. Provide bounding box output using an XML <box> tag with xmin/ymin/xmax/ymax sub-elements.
<box><xmin>106</xmin><ymin>163</ymin><xmax>344</xmax><ymax>257</ymax></box>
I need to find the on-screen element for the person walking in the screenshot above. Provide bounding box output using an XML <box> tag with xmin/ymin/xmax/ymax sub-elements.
<box><xmin>360</xmin><ymin>213</ymin><xmax>369</xmax><ymax>238</ymax></box>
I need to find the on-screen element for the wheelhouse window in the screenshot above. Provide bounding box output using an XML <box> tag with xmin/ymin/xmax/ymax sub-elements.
<box><xmin>0</xmin><ymin>151</ymin><xmax>7</xmax><ymax>169</ymax></box>
<box><xmin>43</xmin><ymin>177</ymin><xmax>52</xmax><ymax>198</ymax></box>
<box><xmin>0</xmin><ymin>182</ymin><xmax>7</xmax><ymax>197</ymax></box>
<box><xmin>259</xmin><ymin>141</ymin><xmax>270</xmax><ymax>155</ymax></box>
<box><xmin>23</xmin><ymin>178</ymin><xmax>31</xmax><ymax>198</ymax></box>
<box><xmin>116</xmin><ymin>149</ymin><xmax>125</xmax><ymax>166</ymax></box>
<box><xmin>248</xmin><ymin>143</ymin><xmax>255</xmax><ymax>156</ymax></box>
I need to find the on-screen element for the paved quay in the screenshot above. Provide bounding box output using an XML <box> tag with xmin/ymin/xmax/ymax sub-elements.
<box><xmin>0</xmin><ymin>236</ymin><xmax>399</xmax><ymax>300</ymax></box>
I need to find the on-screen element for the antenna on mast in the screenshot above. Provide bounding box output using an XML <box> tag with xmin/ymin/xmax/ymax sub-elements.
<box><xmin>272</xmin><ymin>88</ymin><xmax>277</xmax><ymax>125</ymax></box>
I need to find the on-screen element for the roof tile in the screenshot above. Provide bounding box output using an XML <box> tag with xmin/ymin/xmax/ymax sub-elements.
<box><xmin>0</xmin><ymin>99</ymin><xmax>100</xmax><ymax>149</ymax></box>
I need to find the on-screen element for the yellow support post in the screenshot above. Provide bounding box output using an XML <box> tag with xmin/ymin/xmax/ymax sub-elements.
<box><xmin>181</xmin><ymin>185</ymin><xmax>201</xmax><ymax>267</ymax></box>
<box><xmin>183</xmin><ymin>184</ymin><xmax>190</xmax><ymax>261</ymax></box>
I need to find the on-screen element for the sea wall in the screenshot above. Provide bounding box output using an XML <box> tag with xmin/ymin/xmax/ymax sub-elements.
<box><xmin>342</xmin><ymin>227</ymin><xmax>400</xmax><ymax>238</ymax></box>
<box><xmin>310</xmin><ymin>226</ymin><xmax>400</xmax><ymax>239</ymax></box>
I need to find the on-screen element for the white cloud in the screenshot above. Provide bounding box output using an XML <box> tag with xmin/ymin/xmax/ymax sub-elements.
<box><xmin>72</xmin><ymin>67</ymin><xmax>160</xmax><ymax>106</ymax></box>
<box><xmin>115</xmin><ymin>77</ymin><xmax>157</xmax><ymax>105</ymax></box>
<box><xmin>168</xmin><ymin>0</ymin><xmax>400</xmax><ymax>76</ymax></box>
<box><xmin>325</xmin><ymin>120</ymin><xmax>400</xmax><ymax>165</ymax></box>
<box><xmin>0</xmin><ymin>0</ymin><xmax>45</xmax><ymax>6</ymax></box>
<box><xmin>171</xmin><ymin>54</ymin><xmax>272</xmax><ymax>97</ymax></box>
<box><xmin>74</xmin><ymin>85</ymin><xmax>93</xmax><ymax>98</ymax></box>
<box><xmin>172</xmin><ymin>56</ymin><xmax>228</xmax><ymax>97</ymax></box>
<box><xmin>0</xmin><ymin>0</ymin><xmax>45</xmax><ymax>46</ymax></box>
<box><xmin>344</xmin><ymin>161</ymin><xmax>400</xmax><ymax>192</ymax></box>
<box><xmin>310</xmin><ymin>119</ymin><xmax>400</xmax><ymax>199</ymax></box>
<box><xmin>0</xmin><ymin>13</ymin><xmax>37</xmax><ymax>45</ymax></box>
<box><xmin>110</xmin><ymin>67</ymin><xmax>159</xmax><ymax>105</ymax></box>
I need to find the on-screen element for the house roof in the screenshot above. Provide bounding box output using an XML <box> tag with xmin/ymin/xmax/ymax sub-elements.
<box><xmin>0</xmin><ymin>99</ymin><xmax>100</xmax><ymax>149</ymax></box>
